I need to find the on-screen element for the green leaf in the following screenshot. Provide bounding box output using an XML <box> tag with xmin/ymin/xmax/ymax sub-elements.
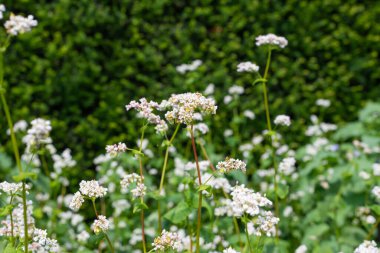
<box><xmin>197</xmin><ymin>184</ymin><xmax>211</xmax><ymax>192</ymax></box>
<box><xmin>0</xmin><ymin>205</ymin><xmax>13</xmax><ymax>217</ymax></box>
<box><xmin>12</xmin><ymin>172</ymin><xmax>37</xmax><ymax>182</ymax></box>
<box><xmin>370</xmin><ymin>205</ymin><xmax>380</xmax><ymax>216</ymax></box>
<box><xmin>277</xmin><ymin>184</ymin><xmax>289</xmax><ymax>199</ymax></box>
<box><xmin>133</xmin><ymin>202</ymin><xmax>148</xmax><ymax>213</ymax></box>
<box><xmin>3</xmin><ymin>244</ymin><xmax>19</xmax><ymax>253</ymax></box>
<box><xmin>164</xmin><ymin>201</ymin><xmax>192</xmax><ymax>224</ymax></box>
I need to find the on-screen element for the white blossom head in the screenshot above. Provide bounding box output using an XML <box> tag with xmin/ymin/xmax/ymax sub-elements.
<box><xmin>4</xmin><ymin>14</ymin><xmax>38</xmax><ymax>36</ymax></box>
<box><xmin>69</xmin><ymin>192</ymin><xmax>85</xmax><ymax>211</ymax></box>
<box><xmin>120</xmin><ymin>173</ymin><xmax>146</xmax><ymax>198</ymax></box>
<box><xmin>105</xmin><ymin>142</ymin><xmax>127</xmax><ymax>157</ymax></box>
<box><xmin>216</xmin><ymin>157</ymin><xmax>246</xmax><ymax>173</ymax></box>
<box><xmin>256</xmin><ymin>34</ymin><xmax>288</xmax><ymax>48</ymax></box>
<box><xmin>274</xmin><ymin>115</ymin><xmax>291</xmax><ymax>126</ymax></box>
<box><xmin>92</xmin><ymin>215</ymin><xmax>110</xmax><ymax>234</ymax></box>
<box><xmin>165</xmin><ymin>92</ymin><xmax>217</xmax><ymax>125</ymax></box>
<box><xmin>152</xmin><ymin>230</ymin><xmax>182</xmax><ymax>252</ymax></box>
<box><xmin>79</xmin><ymin>180</ymin><xmax>108</xmax><ymax>199</ymax></box>
<box><xmin>316</xmin><ymin>99</ymin><xmax>331</xmax><ymax>108</ymax></box>
<box><xmin>22</xmin><ymin>118</ymin><xmax>52</xmax><ymax>152</ymax></box>
<box><xmin>372</xmin><ymin>186</ymin><xmax>380</xmax><ymax>201</ymax></box>
<box><xmin>279</xmin><ymin>157</ymin><xmax>296</xmax><ymax>176</ymax></box>
<box><xmin>295</xmin><ymin>244</ymin><xmax>308</xmax><ymax>253</ymax></box>
<box><xmin>228</xmin><ymin>85</ymin><xmax>245</xmax><ymax>96</ymax></box>
<box><xmin>31</xmin><ymin>228</ymin><xmax>60</xmax><ymax>252</ymax></box>
<box><xmin>354</xmin><ymin>240</ymin><xmax>379</xmax><ymax>253</ymax></box>
<box><xmin>0</xmin><ymin>181</ymin><xmax>24</xmax><ymax>195</ymax></box>
<box><xmin>176</xmin><ymin>59</ymin><xmax>202</xmax><ymax>74</ymax></box>
<box><xmin>237</xmin><ymin>62</ymin><xmax>259</xmax><ymax>73</ymax></box>
<box><xmin>223</xmin><ymin>247</ymin><xmax>240</xmax><ymax>253</ymax></box>
<box><xmin>0</xmin><ymin>5</ymin><xmax>5</xmax><ymax>20</ymax></box>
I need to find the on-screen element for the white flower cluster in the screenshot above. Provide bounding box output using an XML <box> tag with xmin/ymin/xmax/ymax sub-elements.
<box><xmin>0</xmin><ymin>5</ymin><xmax>5</xmax><ymax>20</ymax></box>
<box><xmin>215</xmin><ymin>184</ymin><xmax>273</xmax><ymax>217</ymax></box>
<box><xmin>69</xmin><ymin>180</ymin><xmax>107</xmax><ymax>211</ymax></box>
<box><xmin>256</xmin><ymin>34</ymin><xmax>288</xmax><ymax>48</ymax></box>
<box><xmin>0</xmin><ymin>202</ymin><xmax>34</xmax><ymax>238</ymax></box>
<box><xmin>165</xmin><ymin>92</ymin><xmax>217</xmax><ymax>125</ymax></box>
<box><xmin>295</xmin><ymin>244</ymin><xmax>308</xmax><ymax>253</ymax></box>
<box><xmin>199</xmin><ymin>173</ymin><xmax>231</xmax><ymax>193</ymax></box>
<box><xmin>228</xmin><ymin>85</ymin><xmax>245</xmax><ymax>96</ymax></box>
<box><xmin>52</xmin><ymin>148</ymin><xmax>76</xmax><ymax>173</ymax></box>
<box><xmin>126</xmin><ymin>98</ymin><xmax>168</xmax><ymax>133</ymax></box>
<box><xmin>6</xmin><ymin>119</ymin><xmax>28</xmax><ymax>135</ymax></box>
<box><xmin>120</xmin><ymin>173</ymin><xmax>146</xmax><ymax>198</ymax></box>
<box><xmin>372</xmin><ymin>186</ymin><xmax>380</xmax><ymax>201</ymax></box>
<box><xmin>92</xmin><ymin>215</ymin><xmax>110</xmax><ymax>234</ymax></box>
<box><xmin>305</xmin><ymin>115</ymin><xmax>337</xmax><ymax>136</ymax></box>
<box><xmin>22</xmin><ymin>118</ymin><xmax>52</xmax><ymax>152</ymax></box>
<box><xmin>247</xmin><ymin>211</ymin><xmax>279</xmax><ymax>237</ymax></box>
<box><xmin>216</xmin><ymin>157</ymin><xmax>246</xmax><ymax>173</ymax></box>
<box><xmin>354</xmin><ymin>240</ymin><xmax>379</xmax><ymax>253</ymax></box>
<box><xmin>30</xmin><ymin>228</ymin><xmax>60</xmax><ymax>253</ymax></box>
<box><xmin>274</xmin><ymin>115</ymin><xmax>291</xmax><ymax>126</ymax></box>
<box><xmin>243</xmin><ymin>110</ymin><xmax>255</xmax><ymax>120</ymax></box>
<box><xmin>105</xmin><ymin>142</ymin><xmax>127</xmax><ymax>157</ymax></box>
<box><xmin>186</xmin><ymin>123</ymin><xmax>209</xmax><ymax>138</ymax></box>
<box><xmin>316</xmin><ymin>99</ymin><xmax>331</xmax><ymax>108</ymax></box>
<box><xmin>223</xmin><ymin>247</ymin><xmax>240</xmax><ymax>253</ymax></box>
<box><xmin>176</xmin><ymin>59</ymin><xmax>202</xmax><ymax>74</ymax></box>
<box><xmin>152</xmin><ymin>230</ymin><xmax>182</xmax><ymax>252</ymax></box>
<box><xmin>0</xmin><ymin>181</ymin><xmax>24</xmax><ymax>195</ymax></box>
<box><xmin>4</xmin><ymin>13</ymin><xmax>38</xmax><ymax>36</ymax></box>
<box><xmin>237</xmin><ymin>61</ymin><xmax>259</xmax><ymax>73</ymax></box>
<box><xmin>278</xmin><ymin>157</ymin><xmax>296</xmax><ymax>176</ymax></box>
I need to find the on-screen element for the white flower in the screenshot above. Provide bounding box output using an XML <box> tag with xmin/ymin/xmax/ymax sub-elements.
<box><xmin>69</xmin><ymin>192</ymin><xmax>85</xmax><ymax>211</ymax></box>
<box><xmin>373</xmin><ymin>163</ymin><xmax>380</xmax><ymax>176</ymax></box>
<box><xmin>256</xmin><ymin>34</ymin><xmax>288</xmax><ymax>48</ymax></box>
<box><xmin>316</xmin><ymin>99</ymin><xmax>331</xmax><ymax>108</ymax></box>
<box><xmin>6</xmin><ymin>120</ymin><xmax>28</xmax><ymax>135</ymax></box>
<box><xmin>224</xmin><ymin>129</ymin><xmax>233</xmax><ymax>137</ymax></box>
<box><xmin>52</xmin><ymin>148</ymin><xmax>76</xmax><ymax>173</ymax></box>
<box><xmin>247</xmin><ymin>211</ymin><xmax>279</xmax><ymax>237</ymax></box>
<box><xmin>92</xmin><ymin>215</ymin><xmax>110</xmax><ymax>234</ymax></box>
<box><xmin>4</xmin><ymin>14</ymin><xmax>38</xmax><ymax>36</ymax></box>
<box><xmin>228</xmin><ymin>85</ymin><xmax>244</xmax><ymax>95</ymax></box>
<box><xmin>105</xmin><ymin>142</ymin><xmax>128</xmax><ymax>156</ymax></box>
<box><xmin>216</xmin><ymin>157</ymin><xmax>246</xmax><ymax>173</ymax></box>
<box><xmin>165</xmin><ymin>92</ymin><xmax>217</xmax><ymax>125</ymax></box>
<box><xmin>204</xmin><ymin>83</ymin><xmax>215</xmax><ymax>95</ymax></box>
<box><xmin>0</xmin><ymin>5</ymin><xmax>5</xmax><ymax>20</ymax></box>
<box><xmin>77</xmin><ymin>230</ymin><xmax>90</xmax><ymax>243</ymax></box>
<box><xmin>223</xmin><ymin>247</ymin><xmax>240</xmax><ymax>253</ymax></box>
<box><xmin>372</xmin><ymin>186</ymin><xmax>380</xmax><ymax>201</ymax></box>
<box><xmin>22</xmin><ymin>118</ymin><xmax>52</xmax><ymax>152</ymax></box>
<box><xmin>274</xmin><ymin>115</ymin><xmax>291</xmax><ymax>126</ymax></box>
<box><xmin>243</xmin><ymin>110</ymin><xmax>255</xmax><ymax>120</ymax></box>
<box><xmin>176</xmin><ymin>59</ymin><xmax>202</xmax><ymax>74</ymax></box>
<box><xmin>79</xmin><ymin>180</ymin><xmax>108</xmax><ymax>198</ymax></box>
<box><xmin>354</xmin><ymin>240</ymin><xmax>379</xmax><ymax>253</ymax></box>
<box><xmin>120</xmin><ymin>173</ymin><xmax>146</xmax><ymax>198</ymax></box>
<box><xmin>126</xmin><ymin>98</ymin><xmax>168</xmax><ymax>133</ymax></box>
<box><xmin>224</xmin><ymin>95</ymin><xmax>232</xmax><ymax>104</ymax></box>
<box><xmin>0</xmin><ymin>181</ymin><xmax>24</xmax><ymax>195</ymax></box>
<box><xmin>295</xmin><ymin>244</ymin><xmax>308</xmax><ymax>253</ymax></box>
<box><xmin>31</xmin><ymin>228</ymin><xmax>60</xmax><ymax>252</ymax></box>
<box><xmin>279</xmin><ymin>157</ymin><xmax>296</xmax><ymax>176</ymax></box>
<box><xmin>152</xmin><ymin>230</ymin><xmax>182</xmax><ymax>251</ymax></box>
<box><xmin>237</xmin><ymin>62</ymin><xmax>259</xmax><ymax>72</ymax></box>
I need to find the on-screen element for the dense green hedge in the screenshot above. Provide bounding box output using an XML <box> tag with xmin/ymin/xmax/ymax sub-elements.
<box><xmin>1</xmin><ymin>0</ymin><xmax>380</xmax><ymax>171</ymax></box>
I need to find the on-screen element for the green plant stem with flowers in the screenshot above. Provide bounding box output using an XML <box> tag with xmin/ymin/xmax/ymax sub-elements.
<box><xmin>0</xmin><ymin>42</ymin><xmax>30</xmax><ymax>253</ymax></box>
<box><xmin>91</xmin><ymin>199</ymin><xmax>115</xmax><ymax>253</ymax></box>
<box><xmin>138</xmin><ymin>124</ymin><xmax>148</xmax><ymax>253</ymax></box>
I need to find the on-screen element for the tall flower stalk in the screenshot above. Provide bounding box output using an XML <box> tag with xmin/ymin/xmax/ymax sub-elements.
<box><xmin>138</xmin><ymin>124</ymin><xmax>148</xmax><ymax>253</ymax></box>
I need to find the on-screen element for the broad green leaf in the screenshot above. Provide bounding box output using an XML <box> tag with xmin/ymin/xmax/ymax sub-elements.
<box><xmin>164</xmin><ymin>201</ymin><xmax>192</xmax><ymax>224</ymax></box>
<box><xmin>12</xmin><ymin>172</ymin><xmax>37</xmax><ymax>182</ymax></box>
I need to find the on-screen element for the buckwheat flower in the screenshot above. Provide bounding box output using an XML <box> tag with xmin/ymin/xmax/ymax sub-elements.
<box><xmin>274</xmin><ymin>115</ymin><xmax>291</xmax><ymax>126</ymax></box>
<box><xmin>316</xmin><ymin>99</ymin><xmax>331</xmax><ymax>108</ymax></box>
<box><xmin>32</xmin><ymin>228</ymin><xmax>60</xmax><ymax>252</ymax></box>
<box><xmin>4</xmin><ymin>14</ymin><xmax>38</xmax><ymax>36</ymax></box>
<box><xmin>224</xmin><ymin>129</ymin><xmax>233</xmax><ymax>137</ymax></box>
<box><xmin>126</xmin><ymin>98</ymin><xmax>168</xmax><ymax>133</ymax></box>
<box><xmin>217</xmin><ymin>157</ymin><xmax>246</xmax><ymax>173</ymax></box>
<box><xmin>0</xmin><ymin>5</ymin><xmax>5</xmax><ymax>20</ymax></box>
<box><xmin>152</xmin><ymin>230</ymin><xmax>182</xmax><ymax>251</ymax></box>
<box><xmin>92</xmin><ymin>215</ymin><xmax>110</xmax><ymax>234</ymax></box>
<box><xmin>120</xmin><ymin>173</ymin><xmax>146</xmax><ymax>198</ymax></box>
<box><xmin>204</xmin><ymin>83</ymin><xmax>215</xmax><ymax>95</ymax></box>
<box><xmin>279</xmin><ymin>157</ymin><xmax>296</xmax><ymax>176</ymax></box>
<box><xmin>223</xmin><ymin>247</ymin><xmax>240</xmax><ymax>253</ymax></box>
<box><xmin>0</xmin><ymin>181</ymin><xmax>24</xmax><ymax>195</ymax></box>
<box><xmin>23</xmin><ymin>118</ymin><xmax>52</xmax><ymax>152</ymax></box>
<box><xmin>176</xmin><ymin>60</ymin><xmax>202</xmax><ymax>74</ymax></box>
<box><xmin>295</xmin><ymin>244</ymin><xmax>308</xmax><ymax>253</ymax></box>
<box><xmin>105</xmin><ymin>142</ymin><xmax>127</xmax><ymax>157</ymax></box>
<box><xmin>224</xmin><ymin>95</ymin><xmax>232</xmax><ymax>104</ymax></box>
<box><xmin>6</xmin><ymin>119</ymin><xmax>28</xmax><ymax>135</ymax></box>
<box><xmin>243</xmin><ymin>110</ymin><xmax>255</xmax><ymax>120</ymax></box>
<box><xmin>354</xmin><ymin>240</ymin><xmax>379</xmax><ymax>253</ymax></box>
<box><xmin>52</xmin><ymin>148</ymin><xmax>76</xmax><ymax>173</ymax></box>
<box><xmin>69</xmin><ymin>192</ymin><xmax>85</xmax><ymax>211</ymax></box>
<box><xmin>372</xmin><ymin>186</ymin><xmax>380</xmax><ymax>201</ymax></box>
<box><xmin>373</xmin><ymin>164</ymin><xmax>380</xmax><ymax>176</ymax></box>
<box><xmin>186</xmin><ymin>123</ymin><xmax>209</xmax><ymax>137</ymax></box>
<box><xmin>79</xmin><ymin>180</ymin><xmax>108</xmax><ymax>199</ymax></box>
<box><xmin>228</xmin><ymin>85</ymin><xmax>244</xmax><ymax>95</ymax></box>
<box><xmin>247</xmin><ymin>211</ymin><xmax>279</xmax><ymax>237</ymax></box>
<box><xmin>256</xmin><ymin>34</ymin><xmax>288</xmax><ymax>48</ymax></box>
<box><xmin>165</xmin><ymin>92</ymin><xmax>217</xmax><ymax>125</ymax></box>
<box><xmin>237</xmin><ymin>62</ymin><xmax>259</xmax><ymax>72</ymax></box>
<box><xmin>77</xmin><ymin>230</ymin><xmax>90</xmax><ymax>243</ymax></box>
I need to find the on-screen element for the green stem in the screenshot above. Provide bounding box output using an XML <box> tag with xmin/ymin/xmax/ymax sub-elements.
<box><xmin>91</xmin><ymin>199</ymin><xmax>114</xmax><ymax>253</ymax></box>
<box><xmin>190</xmin><ymin>125</ymin><xmax>202</xmax><ymax>253</ymax></box>
<box><xmin>0</xmin><ymin>51</ymin><xmax>29</xmax><ymax>253</ymax></box>
<box><xmin>158</xmin><ymin>124</ymin><xmax>180</xmax><ymax>231</ymax></box>
<box><xmin>9</xmin><ymin>195</ymin><xmax>14</xmax><ymax>245</ymax></box>
<box><xmin>138</xmin><ymin>125</ymin><xmax>147</xmax><ymax>253</ymax></box>
<box><xmin>40</xmin><ymin>154</ymin><xmax>50</xmax><ymax>178</ymax></box>
<box><xmin>245</xmin><ymin>222</ymin><xmax>253</xmax><ymax>253</ymax></box>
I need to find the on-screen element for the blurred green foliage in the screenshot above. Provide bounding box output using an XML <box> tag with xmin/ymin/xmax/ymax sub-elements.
<box><xmin>1</xmin><ymin>0</ymin><xmax>380</xmax><ymax>171</ymax></box>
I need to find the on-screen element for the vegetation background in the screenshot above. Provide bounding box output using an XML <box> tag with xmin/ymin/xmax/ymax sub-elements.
<box><xmin>1</xmin><ymin>0</ymin><xmax>379</xmax><ymax>174</ymax></box>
